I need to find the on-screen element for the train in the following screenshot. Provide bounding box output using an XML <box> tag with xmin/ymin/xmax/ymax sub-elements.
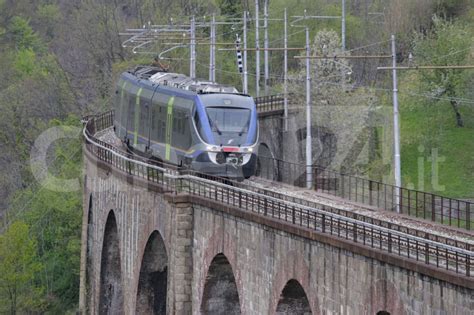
<box><xmin>113</xmin><ymin>66</ymin><xmax>259</xmax><ymax>180</ymax></box>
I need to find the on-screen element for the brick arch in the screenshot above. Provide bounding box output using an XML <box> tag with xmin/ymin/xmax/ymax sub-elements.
<box><xmin>270</xmin><ymin>250</ymin><xmax>320</xmax><ymax>315</ymax></box>
<box><xmin>365</xmin><ymin>279</ymin><xmax>406</xmax><ymax>315</ymax></box>
<box><xmin>135</xmin><ymin>230</ymin><xmax>168</xmax><ymax>315</ymax></box>
<box><xmin>99</xmin><ymin>210</ymin><xmax>124</xmax><ymax>314</ymax></box>
<box><xmin>199</xmin><ymin>228</ymin><xmax>244</xmax><ymax>313</ymax></box>
<box><xmin>201</xmin><ymin>253</ymin><xmax>241</xmax><ymax>314</ymax></box>
<box><xmin>275</xmin><ymin>279</ymin><xmax>312</xmax><ymax>314</ymax></box>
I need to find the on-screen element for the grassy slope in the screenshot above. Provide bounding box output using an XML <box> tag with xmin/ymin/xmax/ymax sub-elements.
<box><xmin>398</xmin><ymin>75</ymin><xmax>474</xmax><ymax>199</ymax></box>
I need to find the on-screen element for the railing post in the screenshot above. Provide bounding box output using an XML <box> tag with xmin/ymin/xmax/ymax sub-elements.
<box><xmin>399</xmin><ymin>188</ymin><xmax>403</xmax><ymax>214</ymax></box>
<box><xmin>467</xmin><ymin>203</ymin><xmax>471</xmax><ymax>230</ymax></box>
<box><xmin>322</xmin><ymin>214</ymin><xmax>325</xmax><ymax>233</ymax></box>
<box><xmin>353</xmin><ymin>222</ymin><xmax>357</xmax><ymax>243</ymax></box>
<box><xmin>467</xmin><ymin>253</ymin><xmax>470</xmax><ymax>277</ymax></box>
<box><xmin>341</xmin><ymin>174</ymin><xmax>345</xmax><ymax>199</ymax></box>
<box><xmin>388</xmin><ymin>232</ymin><xmax>392</xmax><ymax>253</ymax></box>
<box><xmin>431</xmin><ymin>194</ymin><xmax>436</xmax><ymax>222</ymax></box>
<box><xmin>369</xmin><ymin>180</ymin><xmax>373</xmax><ymax>206</ymax></box>
<box><xmin>264</xmin><ymin>198</ymin><xmax>268</xmax><ymax>216</ymax></box>
<box><xmin>425</xmin><ymin>234</ymin><xmax>429</xmax><ymax>265</ymax></box>
<box><xmin>313</xmin><ymin>167</ymin><xmax>318</xmax><ymax>191</ymax></box>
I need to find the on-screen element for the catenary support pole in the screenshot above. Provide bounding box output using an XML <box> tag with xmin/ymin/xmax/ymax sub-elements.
<box><xmin>209</xmin><ymin>14</ymin><xmax>216</xmax><ymax>81</ymax></box>
<box><xmin>341</xmin><ymin>0</ymin><xmax>346</xmax><ymax>51</ymax></box>
<box><xmin>283</xmin><ymin>8</ymin><xmax>288</xmax><ymax>131</ymax></box>
<box><xmin>243</xmin><ymin>11</ymin><xmax>248</xmax><ymax>94</ymax></box>
<box><xmin>255</xmin><ymin>0</ymin><xmax>260</xmax><ymax>96</ymax></box>
<box><xmin>391</xmin><ymin>34</ymin><xmax>401</xmax><ymax>213</ymax></box>
<box><xmin>190</xmin><ymin>16</ymin><xmax>196</xmax><ymax>79</ymax></box>
<box><xmin>305</xmin><ymin>27</ymin><xmax>312</xmax><ymax>189</ymax></box>
<box><xmin>264</xmin><ymin>0</ymin><xmax>269</xmax><ymax>95</ymax></box>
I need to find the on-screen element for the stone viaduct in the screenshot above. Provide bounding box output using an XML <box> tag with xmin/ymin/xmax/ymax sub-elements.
<box><xmin>79</xmin><ymin>109</ymin><xmax>473</xmax><ymax>314</ymax></box>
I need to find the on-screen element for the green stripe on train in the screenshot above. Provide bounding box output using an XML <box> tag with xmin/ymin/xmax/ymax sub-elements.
<box><xmin>134</xmin><ymin>88</ymin><xmax>143</xmax><ymax>146</ymax></box>
<box><xmin>165</xmin><ymin>96</ymin><xmax>175</xmax><ymax>160</ymax></box>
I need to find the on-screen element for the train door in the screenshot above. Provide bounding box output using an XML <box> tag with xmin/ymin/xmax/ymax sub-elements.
<box><xmin>149</xmin><ymin>92</ymin><xmax>170</xmax><ymax>160</ymax></box>
<box><xmin>136</xmin><ymin>87</ymin><xmax>153</xmax><ymax>153</ymax></box>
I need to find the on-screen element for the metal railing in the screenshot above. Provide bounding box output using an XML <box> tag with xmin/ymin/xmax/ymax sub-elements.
<box><xmin>83</xmin><ymin>111</ymin><xmax>473</xmax><ymax>277</ymax></box>
<box><xmin>255</xmin><ymin>93</ymin><xmax>295</xmax><ymax>113</ymax></box>
<box><xmin>256</xmin><ymin>155</ymin><xmax>474</xmax><ymax>230</ymax></box>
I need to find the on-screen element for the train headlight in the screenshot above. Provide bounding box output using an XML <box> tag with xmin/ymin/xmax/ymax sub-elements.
<box><xmin>206</xmin><ymin>145</ymin><xmax>220</xmax><ymax>152</ymax></box>
<box><xmin>242</xmin><ymin>147</ymin><xmax>253</xmax><ymax>153</ymax></box>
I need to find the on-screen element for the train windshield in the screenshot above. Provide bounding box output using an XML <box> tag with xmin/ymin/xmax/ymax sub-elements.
<box><xmin>206</xmin><ymin>107</ymin><xmax>250</xmax><ymax>144</ymax></box>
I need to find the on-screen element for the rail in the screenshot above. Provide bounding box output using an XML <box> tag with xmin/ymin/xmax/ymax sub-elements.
<box><xmin>257</xmin><ymin>155</ymin><xmax>474</xmax><ymax>231</ymax></box>
<box><xmin>83</xmin><ymin>111</ymin><xmax>473</xmax><ymax>278</ymax></box>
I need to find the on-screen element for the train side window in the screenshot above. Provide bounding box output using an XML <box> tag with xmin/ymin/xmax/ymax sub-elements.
<box><xmin>121</xmin><ymin>94</ymin><xmax>128</xmax><ymax>131</ymax></box>
<box><xmin>173</xmin><ymin>113</ymin><xmax>178</xmax><ymax>133</ymax></box>
<box><xmin>127</xmin><ymin>95</ymin><xmax>134</xmax><ymax>131</ymax></box>
<box><xmin>139</xmin><ymin>101</ymin><xmax>149</xmax><ymax>136</ymax></box>
<box><xmin>150</xmin><ymin>108</ymin><xmax>157</xmax><ymax>141</ymax></box>
<box><xmin>160</xmin><ymin>118</ymin><xmax>166</xmax><ymax>142</ymax></box>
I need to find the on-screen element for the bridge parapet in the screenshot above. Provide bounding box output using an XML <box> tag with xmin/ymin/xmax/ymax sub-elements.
<box><xmin>80</xmin><ymin>111</ymin><xmax>474</xmax><ymax>314</ymax></box>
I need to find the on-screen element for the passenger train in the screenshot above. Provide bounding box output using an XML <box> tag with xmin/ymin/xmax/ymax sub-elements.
<box><xmin>113</xmin><ymin>66</ymin><xmax>258</xmax><ymax>179</ymax></box>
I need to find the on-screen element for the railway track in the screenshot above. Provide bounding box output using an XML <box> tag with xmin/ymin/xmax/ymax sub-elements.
<box><xmin>84</xmin><ymin>112</ymin><xmax>474</xmax><ymax>278</ymax></box>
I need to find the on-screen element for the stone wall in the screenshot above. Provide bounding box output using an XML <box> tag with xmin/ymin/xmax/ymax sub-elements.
<box><xmin>192</xmin><ymin>204</ymin><xmax>473</xmax><ymax>314</ymax></box>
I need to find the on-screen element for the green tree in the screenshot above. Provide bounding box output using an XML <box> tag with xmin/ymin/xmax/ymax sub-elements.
<box><xmin>0</xmin><ymin>221</ymin><xmax>45</xmax><ymax>314</ymax></box>
<box><xmin>8</xmin><ymin>16</ymin><xmax>44</xmax><ymax>52</ymax></box>
<box><xmin>413</xmin><ymin>16</ymin><xmax>473</xmax><ymax>127</ymax></box>
<box><xmin>10</xmin><ymin>116</ymin><xmax>83</xmax><ymax>312</ymax></box>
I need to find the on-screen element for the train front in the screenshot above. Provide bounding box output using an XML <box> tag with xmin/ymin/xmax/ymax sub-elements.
<box><xmin>192</xmin><ymin>93</ymin><xmax>258</xmax><ymax>180</ymax></box>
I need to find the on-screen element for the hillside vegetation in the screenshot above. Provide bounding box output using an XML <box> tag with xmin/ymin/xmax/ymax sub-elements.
<box><xmin>0</xmin><ymin>0</ymin><xmax>472</xmax><ymax>312</ymax></box>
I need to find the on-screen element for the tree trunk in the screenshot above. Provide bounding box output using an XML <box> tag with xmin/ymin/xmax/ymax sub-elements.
<box><xmin>450</xmin><ymin>99</ymin><xmax>464</xmax><ymax>127</ymax></box>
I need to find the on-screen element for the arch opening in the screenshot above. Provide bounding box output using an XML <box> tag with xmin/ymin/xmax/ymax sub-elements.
<box><xmin>136</xmin><ymin>230</ymin><xmax>168</xmax><ymax>314</ymax></box>
<box><xmin>377</xmin><ymin>312</ymin><xmax>391</xmax><ymax>315</ymax></box>
<box><xmin>200</xmin><ymin>253</ymin><xmax>241</xmax><ymax>314</ymax></box>
<box><xmin>99</xmin><ymin>211</ymin><xmax>124</xmax><ymax>314</ymax></box>
<box><xmin>276</xmin><ymin>279</ymin><xmax>311</xmax><ymax>315</ymax></box>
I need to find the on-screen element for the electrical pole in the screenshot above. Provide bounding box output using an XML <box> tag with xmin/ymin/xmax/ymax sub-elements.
<box><xmin>190</xmin><ymin>16</ymin><xmax>196</xmax><ymax>79</ymax></box>
<box><xmin>305</xmin><ymin>27</ymin><xmax>312</xmax><ymax>189</ymax></box>
<box><xmin>341</xmin><ymin>0</ymin><xmax>346</xmax><ymax>51</ymax></box>
<box><xmin>391</xmin><ymin>34</ymin><xmax>401</xmax><ymax>213</ymax></box>
<box><xmin>255</xmin><ymin>0</ymin><xmax>260</xmax><ymax>97</ymax></box>
<box><xmin>243</xmin><ymin>11</ymin><xmax>248</xmax><ymax>94</ymax></box>
<box><xmin>264</xmin><ymin>0</ymin><xmax>269</xmax><ymax>95</ymax></box>
<box><xmin>283</xmin><ymin>8</ymin><xmax>288</xmax><ymax>131</ymax></box>
<box><xmin>209</xmin><ymin>14</ymin><xmax>216</xmax><ymax>82</ymax></box>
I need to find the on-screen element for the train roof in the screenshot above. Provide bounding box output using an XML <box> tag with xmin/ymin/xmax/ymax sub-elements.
<box><xmin>128</xmin><ymin>66</ymin><xmax>240</xmax><ymax>95</ymax></box>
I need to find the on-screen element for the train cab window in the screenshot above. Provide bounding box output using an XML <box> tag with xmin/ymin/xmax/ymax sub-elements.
<box><xmin>194</xmin><ymin>111</ymin><xmax>205</xmax><ymax>141</ymax></box>
<box><xmin>206</xmin><ymin>107</ymin><xmax>250</xmax><ymax>133</ymax></box>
